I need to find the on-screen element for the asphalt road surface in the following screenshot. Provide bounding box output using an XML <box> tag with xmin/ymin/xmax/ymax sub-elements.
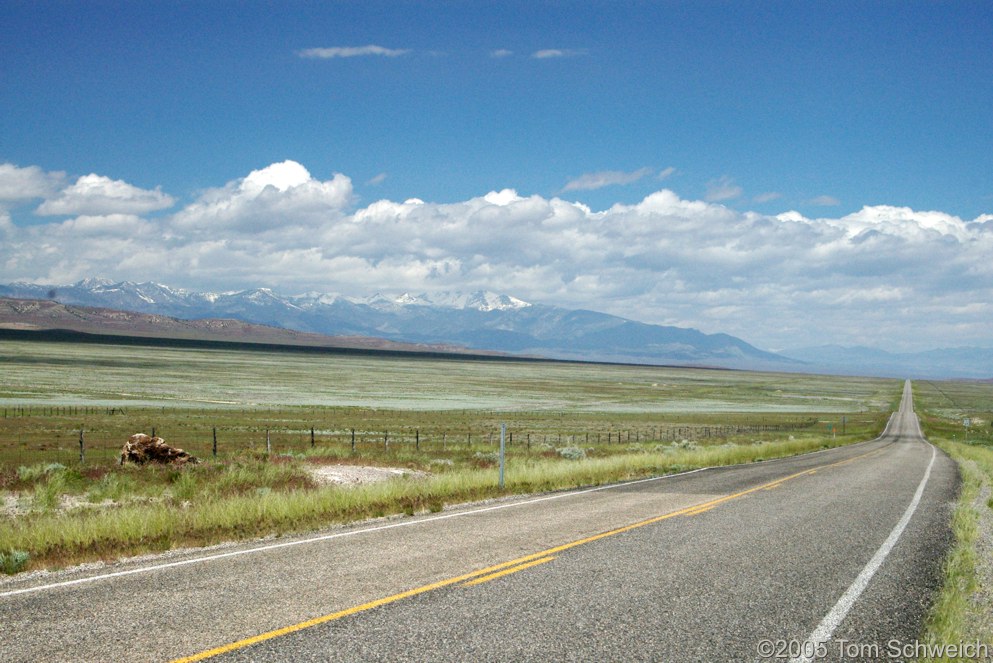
<box><xmin>0</xmin><ymin>381</ymin><xmax>958</xmax><ymax>662</ymax></box>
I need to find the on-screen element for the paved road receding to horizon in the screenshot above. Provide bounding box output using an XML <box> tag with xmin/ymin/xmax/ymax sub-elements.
<box><xmin>0</xmin><ymin>381</ymin><xmax>958</xmax><ymax>662</ymax></box>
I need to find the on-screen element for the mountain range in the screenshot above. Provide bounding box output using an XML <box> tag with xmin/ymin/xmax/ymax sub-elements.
<box><xmin>1</xmin><ymin>279</ymin><xmax>990</xmax><ymax>379</ymax></box>
<box><xmin>0</xmin><ymin>278</ymin><xmax>788</xmax><ymax>370</ymax></box>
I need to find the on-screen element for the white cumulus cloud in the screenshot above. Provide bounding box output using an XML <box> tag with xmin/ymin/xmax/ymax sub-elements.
<box><xmin>36</xmin><ymin>174</ymin><xmax>175</xmax><ymax>216</ymax></box>
<box><xmin>170</xmin><ymin>160</ymin><xmax>353</xmax><ymax>234</ymax></box>
<box><xmin>54</xmin><ymin>214</ymin><xmax>156</xmax><ymax>237</ymax></box>
<box><xmin>0</xmin><ymin>163</ymin><xmax>66</xmax><ymax>201</ymax></box>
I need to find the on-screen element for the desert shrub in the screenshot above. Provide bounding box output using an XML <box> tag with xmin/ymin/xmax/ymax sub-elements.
<box><xmin>0</xmin><ymin>549</ymin><xmax>30</xmax><ymax>575</ymax></box>
<box><xmin>473</xmin><ymin>451</ymin><xmax>500</xmax><ymax>464</ymax></box>
<box><xmin>556</xmin><ymin>446</ymin><xmax>586</xmax><ymax>460</ymax></box>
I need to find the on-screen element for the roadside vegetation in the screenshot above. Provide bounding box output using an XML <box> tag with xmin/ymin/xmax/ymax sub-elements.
<box><xmin>0</xmin><ymin>421</ymin><xmax>887</xmax><ymax>573</ymax></box>
<box><xmin>914</xmin><ymin>380</ymin><xmax>993</xmax><ymax>659</ymax></box>
<box><xmin>0</xmin><ymin>338</ymin><xmax>897</xmax><ymax>574</ymax></box>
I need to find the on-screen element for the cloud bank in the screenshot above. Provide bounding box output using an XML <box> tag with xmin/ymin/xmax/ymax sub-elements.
<box><xmin>1</xmin><ymin>160</ymin><xmax>991</xmax><ymax>353</ymax></box>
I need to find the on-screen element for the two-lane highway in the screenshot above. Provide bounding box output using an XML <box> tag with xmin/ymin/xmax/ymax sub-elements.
<box><xmin>0</xmin><ymin>381</ymin><xmax>957</xmax><ymax>661</ymax></box>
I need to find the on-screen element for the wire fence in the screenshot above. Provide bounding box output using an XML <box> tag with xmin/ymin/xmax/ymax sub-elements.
<box><xmin>0</xmin><ymin>407</ymin><xmax>821</xmax><ymax>468</ymax></box>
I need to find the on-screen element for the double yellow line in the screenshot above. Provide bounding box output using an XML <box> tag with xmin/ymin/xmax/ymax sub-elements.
<box><xmin>173</xmin><ymin>448</ymin><xmax>880</xmax><ymax>662</ymax></box>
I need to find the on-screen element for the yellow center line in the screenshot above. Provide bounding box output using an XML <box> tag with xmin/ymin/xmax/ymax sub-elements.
<box><xmin>462</xmin><ymin>556</ymin><xmax>557</xmax><ymax>587</ymax></box>
<box><xmin>171</xmin><ymin>446</ymin><xmax>882</xmax><ymax>663</ymax></box>
<box><xmin>682</xmin><ymin>503</ymin><xmax>718</xmax><ymax>516</ymax></box>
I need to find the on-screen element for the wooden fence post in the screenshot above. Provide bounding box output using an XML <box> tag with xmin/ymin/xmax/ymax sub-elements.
<box><xmin>212</xmin><ymin>427</ymin><xmax>217</xmax><ymax>458</ymax></box>
<box><xmin>79</xmin><ymin>428</ymin><xmax>85</xmax><ymax>464</ymax></box>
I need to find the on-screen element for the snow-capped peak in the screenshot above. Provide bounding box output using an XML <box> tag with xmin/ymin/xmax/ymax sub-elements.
<box><xmin>354</xmin><ymin>290</ymin><xmax>530</xmax><ymax>311</ymax></box>
<box><xmin>73</xmin><ymin>277</ymin><xmax>115</xmax><ymax>289</ymax></box>
<box><xmin>394</xmin><ymin>292</ymin><xmax>428</xmax><ymax>306</ymax></box>
<box><xmin>423</xmin><ymin>290</ymin><xmax>531</xmax><ymax>311</ymax></box>
<box><xmin>464</xmin><ymin>291</ymin><xmax>531</xmax><ymax>312</ymax></box>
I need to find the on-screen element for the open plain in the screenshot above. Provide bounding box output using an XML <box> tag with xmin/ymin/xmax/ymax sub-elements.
<box><xmin>1</xmin><ymin>338</ymin><xmax>991</xmax><ymax>660</ymax></box>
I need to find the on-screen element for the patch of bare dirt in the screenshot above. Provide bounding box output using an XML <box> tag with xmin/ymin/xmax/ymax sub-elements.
<box><xmin>306</xmin><ymin>465</ymin><xmax>428</xmax><ymax>486</ymax></box>
<box><xmin>2</xmin><ymin>493</ymin><xmax>21</xmax><ymax>517</ymax></box>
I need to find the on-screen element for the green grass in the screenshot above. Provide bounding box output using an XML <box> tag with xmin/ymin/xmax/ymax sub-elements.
<box><xmin>913</xmin><ymin>380</ymin><xmax>993</xmax><ymax>660</ymax></box>
<box><xmin>919</xmin><ymin>439</ymin><xmax>986</xmax><ymax>658</ymax></box>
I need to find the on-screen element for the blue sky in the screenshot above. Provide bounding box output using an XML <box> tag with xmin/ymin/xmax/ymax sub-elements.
<box><xmin>1</xmin><ymin>1</ymin><xmax>992</xmax><ymax>353</ymax></box>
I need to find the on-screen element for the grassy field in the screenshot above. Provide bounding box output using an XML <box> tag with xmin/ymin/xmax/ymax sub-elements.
<box><xmin>912</xmin><ymin>379</ymin><xmax>993</xmax><ymax>659</ymax></box>
<box><xmin>0</xmin><ymin>338</ymin><xmax>899</xmax><ymax>573</ymax></box>
<box><xmin>0</xmin><ymin>338</ymin><xmax>895</xmax><ymax>411</ymax></box>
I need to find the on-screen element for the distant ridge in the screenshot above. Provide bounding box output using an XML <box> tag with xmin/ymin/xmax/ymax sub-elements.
<box><xmin>781</xmin><ymin>344</ymin><xmax>993</xmax><ymax>380</ymax></box>
<box><xmin>0</xmin><ymin>297</ymin><xmax>496</xmax><ymax>357</ymax></box>
<box><xmin>0</xmin><ymin>279</ymin><xmax>791</xmax><ymax>371</ymax></box>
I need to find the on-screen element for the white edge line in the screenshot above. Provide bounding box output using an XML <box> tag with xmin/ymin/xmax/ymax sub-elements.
<box><xmin>0</xmin><ymin>466</ymin><xmax>710</xmax><ymax>599</ymax></box>
<box><xmin>790</xmin><ymin>441</ymin><xmax>937</xmax><ymax>663</ymax></box>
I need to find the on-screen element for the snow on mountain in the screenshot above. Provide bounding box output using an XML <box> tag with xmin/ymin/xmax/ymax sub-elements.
<box><xmin>393</xmin><ymin>293</ymin><xmax>428</xmax><ymax>306</ymax></box>
<box><xmin>75</xmin><ymin>277</ymin><xmax>116</xmax><ymax>289</ymax></box>
<box><xmin>0</xmin><ymin>280</ymin><xmax>533</xmax><ymax>315</ymax></box>
<box><xmin>378</xmin><ymin>290</ymin><xmax>532</xmax><ymax>311</ymax></box>
<box><xmin>0</xmin><ymin>278</ymin><xmax>793</xmax><ymax>371</ymax></box>
<box><xmin>350</xmin><ymin>290</ymin><xmax>530</xmax><ymax>312</ymax></box>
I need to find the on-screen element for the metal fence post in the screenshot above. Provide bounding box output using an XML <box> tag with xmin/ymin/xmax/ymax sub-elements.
<box><xmin>499</xmin><ymin>423</ymin><xmax>506</xmax><ymax>490</ymax></box>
